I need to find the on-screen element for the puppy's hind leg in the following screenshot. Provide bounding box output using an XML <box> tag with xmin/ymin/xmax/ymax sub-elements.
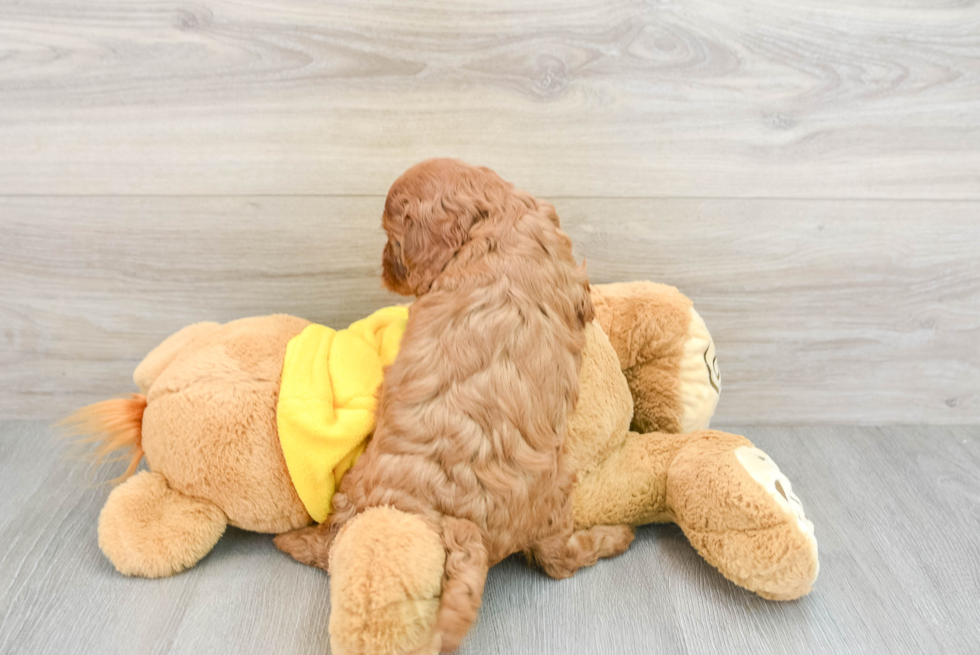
<box><xmin>274</xmin><ymin>524</ymin><xmax>335</xmax><ymax>570</ymax></box>
<box><xmin>274</xmin><ymin>492</ymin><xmax>359</xmax><ymax>570</ymax></box>
<box><xmin>529</xmin><ymin>516</ymin><xmax>635</xmax><ymax>580</ymax></box>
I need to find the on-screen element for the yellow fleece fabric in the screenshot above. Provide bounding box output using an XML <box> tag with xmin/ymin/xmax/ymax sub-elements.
<box><xmin>277</xmin><ymin>306</ymin><xmax>409</xmax><ymax>522</ymax></box>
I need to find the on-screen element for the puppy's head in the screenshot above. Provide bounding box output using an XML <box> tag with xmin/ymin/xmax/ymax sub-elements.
<box><xmin>382</xmin><ymin>158</ymin><xmax>510</xmax><ymax>296</ymax></box>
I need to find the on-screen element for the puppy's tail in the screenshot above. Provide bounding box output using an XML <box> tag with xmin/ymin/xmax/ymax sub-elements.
<box><xmin>58</xmin><ymin>393</ymin><xmax>146</xmax><ymax>483</ymax></box>
<box><xmin>436</xmin><ymin>517</ymin><xmax>490</xmax><ymax>652</ymax></box>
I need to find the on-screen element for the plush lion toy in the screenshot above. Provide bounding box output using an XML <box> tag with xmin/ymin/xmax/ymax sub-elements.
<box><xmin>66</xmin><ymin>281</ymin><xmax>818</xmax><ymax>655</ymax></box>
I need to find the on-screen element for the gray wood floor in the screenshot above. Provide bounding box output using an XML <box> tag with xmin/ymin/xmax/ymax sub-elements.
<box><xmin>1</xmin><ymin>422</ymin><xmax>977</xmax><ymax>655</ymax></box>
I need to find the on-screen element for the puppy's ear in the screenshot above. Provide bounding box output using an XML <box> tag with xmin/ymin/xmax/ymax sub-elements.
<box><xmin>393</xmin><ymin>163</ymin><xmax>509</xmax><ymax>294</ymax></box>
<box><xmin>401</xmin><ymin>199</ymin><xmax>479</xmax><ymax>294</ymax></box>
<box><xmin>382</xmin><ymin>238</ymin><xmax>412</xmax><ymax>295</ymax></box>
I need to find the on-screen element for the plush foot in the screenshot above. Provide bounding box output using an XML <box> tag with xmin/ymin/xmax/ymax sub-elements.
<box><xmin>667</xmin><ymin>431</ymin><xmax>819</xmax><ymax>601</ymax></box>
<box><xmin>328</xmin><ymin>508</ymin><xmax>447</xmax><ymax>655</ymax></box>
<box><xmin>98</xmin><ymin>471</ymin><xmax>227</xmax><ymax>577</ymax></box>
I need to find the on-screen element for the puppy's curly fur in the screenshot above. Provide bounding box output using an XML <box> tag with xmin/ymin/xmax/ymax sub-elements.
<box><xmin>277</xmin><ymin>159</ymin><xmax>633</xmax><ymax>650</ymax></box>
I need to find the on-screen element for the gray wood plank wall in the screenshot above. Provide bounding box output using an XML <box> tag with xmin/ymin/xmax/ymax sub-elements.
<box><xmin>2</xmin><ymin>0</ymin><xmax>978</xmax><ymax>422</ymax></box>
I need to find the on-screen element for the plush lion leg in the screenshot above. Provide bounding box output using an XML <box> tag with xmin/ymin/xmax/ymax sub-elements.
<box><xmin>280</xmin><ymin>509</ymin><xmax>488</xmax><ymax>655</ymax></box>
<box><xmin>98</xmin><ymin>471</ymin><xmax>227</xmax><ymax>578</ymax></box>
<box><xmin>327</xmin><ymin>508</ymin><xmax>447</xmax><ymax>655</ymax></box>
<box><xmin>573</xmin><ymin>430</ymin><xmax>819</xmax><ymax>601</ymax></box>
<box><xmin>666</xmin><ymin>431</ymin><xmax>819</xmax><ymax>600</ymax></box>
<box><xmin>572</xmin><ymin>431</ymin><xmax>691</xmax><ymax>529</ymax></box>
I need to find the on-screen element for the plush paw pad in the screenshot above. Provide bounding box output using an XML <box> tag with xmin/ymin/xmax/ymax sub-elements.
<box><xmin>669</xmin><ymin>434</ymin><xmax>820</xmax><ymax>601</ymax></box>
<box><xmin>735</xmin><ymin>446</ymin><xmax>819</xmax><ymax>598</ymax></box>
<box><xmin>735</xmin><ymin>446</ymin><xmax>815</xmax><ymax>548</ymax></box>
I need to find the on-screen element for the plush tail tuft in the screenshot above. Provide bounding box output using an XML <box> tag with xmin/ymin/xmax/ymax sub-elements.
<box><xmin>58</xmin><ymin>393</ymin><xmax>147</xmax><ymax>483</ymax></box>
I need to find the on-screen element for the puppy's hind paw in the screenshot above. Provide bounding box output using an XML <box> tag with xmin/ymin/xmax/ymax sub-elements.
<box><xmin>274</xmin><ymin>525</ymin><xmax>331</xmax><ymax>570</ymax></box>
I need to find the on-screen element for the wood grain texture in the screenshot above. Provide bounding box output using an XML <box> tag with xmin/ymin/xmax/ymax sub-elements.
<box><xmin>3</xmin><ymin>196</ymin><xmax>977</xmax><ymax>423</ymax></box>
<box><xmin>2</xmin><ymin>422</ymin><xmax>978</xmax><ymax>654</ymax></box>
<box><xmin>1</xmin><ymin>195</ymin><xmax>394</xmax><ymax>419</ymax></box>
<box><xmin>1</xmin><ymin>0</ymin><xmax>979</xmax><ymax>197</ymax></box>
<box><xmin>562</xmin><ymin>197</ymin><xmax>980</xmax><ymax>424</ymax></box>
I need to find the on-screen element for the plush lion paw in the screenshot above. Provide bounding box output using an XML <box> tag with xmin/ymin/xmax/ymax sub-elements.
<box><xmin>727</xmin><ymin>445</ymin><xmax>819</xmax><ymax>600</ymax></box>
<box><xmin>668</xmin><ymin>432</ymin><xmax>819</xmax><ymax>601</ymax></box>
<box><xmin>98</xmin><ymin>471</ymin><xmax>227</xmax><ymax>578</ymax></box>
<box><xmin>328</xmin><ymin>508</ymin><xmax>446</xmax><ymax>655</ymax></box>
<box><xmin>735</xmin><ymin>447</ymin><xmax>816</xmax><ymax>555</ymax></box>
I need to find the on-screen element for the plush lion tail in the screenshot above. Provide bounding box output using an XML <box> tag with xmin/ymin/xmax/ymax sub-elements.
<box><xmin>58</xmin><ymin>393</ymin><xmax>147</xmax><ymax>483</ymax></box>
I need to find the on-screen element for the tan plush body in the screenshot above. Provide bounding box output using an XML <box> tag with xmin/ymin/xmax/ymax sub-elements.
<box><xmin>73</xmin><ymin>282</ymin><xmax>818</xmax><ymax>654</ymax></box>
<box><xmin>573</xmin><ymin>283</ymin><xmax>817</xmax><ymax>603</ymax></box>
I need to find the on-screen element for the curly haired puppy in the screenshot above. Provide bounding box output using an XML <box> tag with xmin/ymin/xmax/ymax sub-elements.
<box><xmin>277</xmin><ymin>159</ymin><xmax>634</xmax><ymax>650</ymax></box>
